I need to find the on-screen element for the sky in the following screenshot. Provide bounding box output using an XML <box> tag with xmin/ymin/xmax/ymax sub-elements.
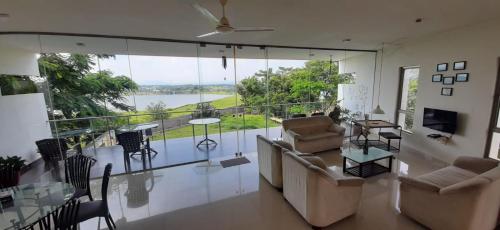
<box><xmin>96</xmin><ymin>55</ymin><xmax>307</xmax><ymax>85</ymax></box>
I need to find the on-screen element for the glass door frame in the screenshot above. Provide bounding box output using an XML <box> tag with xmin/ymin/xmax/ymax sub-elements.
<box><xmin>484</xmin><ymin>57</ymin><xmax>500</xmax><ymax>160</ymax></box>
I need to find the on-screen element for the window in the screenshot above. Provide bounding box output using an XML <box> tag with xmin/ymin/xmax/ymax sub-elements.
<box><xmin>396</xmin><ymin>67</ymin><xmax>419</xmax><ymax>131</ymax></box>
<box><xmin>485</xmin><ymin>59</ymin><xmax>500</xmax><ymax>161</ymax></box>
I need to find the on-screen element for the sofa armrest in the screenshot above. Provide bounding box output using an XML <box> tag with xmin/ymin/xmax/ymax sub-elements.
<box><xmin>328</xmin><ymin>124</ymin><xmax>346</xmax><ymax>135</ymax></box>
<box><xmin>398</xmin><ymin>176</ymin><xmax>440</xmax><ymax>193</ymax></box>
<box><xmin>286</xmin><ymin>130</ymin><xmax>302</xmax><ymax>139</ymax></box>
<box><xmin>452</xmin><ymin>156</ymin><xmax>499</xmax><ymax>174</ymax></box>
<box><xmin>439</xmin><ymin>177</ymin><xmax>490</xmax><ymax>195</ymax></box>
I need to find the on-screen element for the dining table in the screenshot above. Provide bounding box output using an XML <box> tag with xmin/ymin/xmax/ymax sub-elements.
<box><xmin>0</xmin><ymin>182</ymin><xmax>75</xmax><ymax>229</ymax></box>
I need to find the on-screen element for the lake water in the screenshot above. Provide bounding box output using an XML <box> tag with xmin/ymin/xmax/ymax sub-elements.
<box><xmin>124</xmin><ymin>94</ymin><xmax>231</xmax><ymax>111</ymax></box>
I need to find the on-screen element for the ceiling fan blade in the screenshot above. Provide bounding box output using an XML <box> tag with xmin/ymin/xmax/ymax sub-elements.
<box><xmin>233</xmin><ymin>27</ymin><xmax>275</xmax><ymax>32</ymax></box>
<box><xmin>197</xmin><ymin>31</ymin><xmax>220</xmax><ymax>38</ymax></box>
<box><xmin>192</xmin><ymin>3</ymin><xmax>220</xmax><ymax>26</ymax></box>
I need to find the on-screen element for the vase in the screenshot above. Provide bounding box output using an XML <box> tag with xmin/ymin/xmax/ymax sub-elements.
<box><xmin>363</xmin><ymin>138</ymin><xmax>369</xmax><ymax>155</ymax></box>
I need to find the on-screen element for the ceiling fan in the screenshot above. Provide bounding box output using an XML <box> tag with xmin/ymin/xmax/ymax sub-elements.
<box><xmin>191</xmin><ymin>0</ymin><xmax>275</xmax><ymax>38</ymax></box>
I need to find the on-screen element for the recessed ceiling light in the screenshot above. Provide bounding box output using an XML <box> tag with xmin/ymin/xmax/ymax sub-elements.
<box><xmin>76</xmin><ymin>42</ymin><xmax>86</xmax><ymax>47</ymax></box>
<box><xmin>0</xmin><ymin>13</ymin><xmax>10</xmax><ymax>22</ymax></box>
<box><xmin>415</xmin><ymin>18</ymin><xmax>423</xmax><ymax>23</ymax></box>
<box><xmin>342</xmin><ymin>38</ymin><xmax>352</xmax><ymax>42</ymax></box>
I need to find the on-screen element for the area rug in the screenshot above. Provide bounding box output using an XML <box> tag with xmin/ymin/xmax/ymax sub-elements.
<box><xmin>220</xmin><ymin>157</ymin><xmax>251</xmax><ymax>168</ymax></box>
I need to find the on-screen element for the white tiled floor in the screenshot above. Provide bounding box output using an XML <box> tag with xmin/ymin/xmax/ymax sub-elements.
<box><xmin>81</xmin><ymin>145</ymin><xmax>447</xmax><ymax>230</ymax></box>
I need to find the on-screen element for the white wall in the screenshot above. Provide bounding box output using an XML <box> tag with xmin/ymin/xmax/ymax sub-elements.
<box><xmin>362</xmin><ymin>18</ymin><xmax>500</xmax><ymax>163</ymax></box>
<box><xmin>0</xmin><ymin>35</ymin><xmax>40</xmax><ymax>76</ymax></box>
<box><xmin>0</xmin><ymin>93</ymin><xmax>52</xmax><ymax>163</ymax></box>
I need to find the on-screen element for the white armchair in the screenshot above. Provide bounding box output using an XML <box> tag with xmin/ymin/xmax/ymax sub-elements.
<box><xmin>282</xmin><ymin>150</ymin><xmax>364</xmax><ymax>228</ymax></box>
<box><xmin>398</xmin><ymin>156</ymin><xmax>500</xmax><ymax>230</ymax></box>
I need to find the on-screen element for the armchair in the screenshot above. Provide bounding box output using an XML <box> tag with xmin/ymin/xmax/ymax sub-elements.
<box><xmin>398</xmin><ymin>156</ymin><xmax>500</xmax><ymax>230</ymax></box>
<box><xmin>282</xmin><ymin>116</ymin><xmax>345</xmax><ymax>153</ymax></box>
<box><xmin>282</xmin><ymin>150</ymin><xmax>364</xmax><ymax>228</ymax></box>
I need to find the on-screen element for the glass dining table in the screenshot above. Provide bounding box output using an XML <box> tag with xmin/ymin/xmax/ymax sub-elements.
<box><xmin>0</xmin><ymin>182</ymin><xmax>75</xmax><ymax>229</ymax></box>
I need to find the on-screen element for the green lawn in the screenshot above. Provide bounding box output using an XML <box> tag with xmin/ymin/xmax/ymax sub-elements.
<box><xmin>121</xmin><ymin>94</ymin><xmax>239</xmax><ymax>121</ymax></box>
<box><xmin>151</xmin><ymin>114</ymin><xmax>278</xmax><ymax>140</ymax></box>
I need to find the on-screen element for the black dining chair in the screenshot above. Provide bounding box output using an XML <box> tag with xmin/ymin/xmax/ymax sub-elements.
<box><xmin>64</xmin><ymin>155</ymin><xmax>96</xmax><ymax>201</ymax></box>
<box><xmin>0</xmin><ymin>165</ymin><xmax>19</xmax><ymax>189</ymax></box>
<box><xmin>76</xmin><ymin>163</ymin><xmax>116</xmax><ymax>230</ymax></box>
<box><xmin>291</xmin><ymin>113</ymin><xmax>307</xmax><ymax>118</ymax></box>
<box><xmin>311</xmin><ymin>112</ymin><xmax>325</xmax><ymax>116</ymax></box>
<box><xmin>116</xmin><ymin>131</ymin><xmax>149</xmax><ymax>171</ymax></box>
<box><xmin>36</xmin><ymin>138</ymin><xmax>69</xmax><ymax>168</ymax></box>
<box><xmin>22</xmin><ymin>199</ymin><xmax>80</xmax><ymax>230</ymax></box>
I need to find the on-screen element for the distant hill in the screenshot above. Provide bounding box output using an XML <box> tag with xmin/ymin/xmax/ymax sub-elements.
<box><xmin>135</xmin><ymin>84</ymin><xmax>234</xmax><ymax>95</ymax></box>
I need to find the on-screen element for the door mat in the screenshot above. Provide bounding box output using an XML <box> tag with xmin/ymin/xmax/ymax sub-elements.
<box><xmin>220</xmin><ymin>157</ymin><xmax>250</xmax><ymax>168</ymax></box>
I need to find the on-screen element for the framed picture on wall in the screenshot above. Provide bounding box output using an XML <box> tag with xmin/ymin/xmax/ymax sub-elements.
<box><xmin>441</xmin><ymin>87</ymin><xmax>453</xmax><ymax>96</ymax></box>
<box><xmin>437</xmin><ymin>63</ymin><xmax>448</xmax><ymax>72</ymax></box>
<box><xmin>456</xmin><ymin>73</ymin><xmax>469</xmax><ymax>82</ymax></box>
<box><xmin>453</xmin><ymin>61</ymin><xmax>467</xmax><ymax>70</ymax></box>
<box><xmin>432</xmin><ymin>74</ymin><xmax>443</xmax><ymax>82</ymax></box>
<box><xmin>443</xmin><ymin>76</ymin><xmax>455</xmax><ymax>85</ymax></box>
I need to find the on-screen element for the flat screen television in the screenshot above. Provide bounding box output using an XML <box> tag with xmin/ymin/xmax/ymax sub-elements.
<box><xmin>423</xmin><ymin>108</ymin><xmax>457</xmax><ymax>134</ymax></box>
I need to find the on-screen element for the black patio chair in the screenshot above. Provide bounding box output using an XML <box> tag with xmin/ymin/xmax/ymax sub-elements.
<box><xmin>0</xmin><ymin>165</ymin><xmax>19</xmax><ymax>189</ymax></box>
<box><xmin>36</xmin><ymin>138</ymin><xmax>69</xmax><ymax>167</ymax></box>
<box><xmin>291</xmin><ymin>113</ymin><xmax>307</xmax><ymax>118</ymax></box>
<box><xmin>76</xmin><ymin>163</ymin><xmax>116</xmax><ymax>230</ymax></box>
<box><xmin>311</xmin><ymin>112</ymin><xmax>325</xmax><ymax>116</ymax></box>
<box><xmin>22</xmin><ymin>199</ymin><xmax>80</xmax><ymax>230</ymax></box>
<box><xmin>64</xmin><ymin>155</ymin><xmax>97</xmax><ymax>201</ymax></box>
<box><xmin>116</xmin><ymin>131</ymin><xmax>149</xmax><ymax>171</ymax></box>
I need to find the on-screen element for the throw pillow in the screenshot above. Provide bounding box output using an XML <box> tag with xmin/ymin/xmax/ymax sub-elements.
<box><xmin>301</xmin><ymin>156</ymin><xmax>328</xmax><ymax>169</ymax></box>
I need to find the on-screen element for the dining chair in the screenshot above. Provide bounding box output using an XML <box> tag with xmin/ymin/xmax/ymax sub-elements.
<box><xmin>64</xmin><ymin>155</ymin><xmax>96</xmax><ymax>201</ymax></box>
<box><xmin>0</xmin><ymin>164</ymin><xmax>18</xmax><ymax>189</ymax></box>
<box><xmin>22</xmin><ymin>199</ymin><xmax>80</xmax><ymax>230</ymax></box>
<box><xmin>36</xmin><ymin>138</ymin><xmax>69</xmax><ymax>168</ymax></box>
<box><xmin>76</xmin><ymin>163</ymin><xmax>116</xmax><ymax>230</ymax></box>
<box><xmin>116</xmin><ymin>131</ymin><xmax>149</xmax><ymax>171</ymax></box>
<box><xmin>291</xmin><ymin>113</ymin><xmax>307</xmax><ymax>118</ymax></box>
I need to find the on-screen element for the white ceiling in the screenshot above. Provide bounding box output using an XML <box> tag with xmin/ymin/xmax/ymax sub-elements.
<box><xmin>1</xmin><ymin>0</ymin><xmax>500</xmax><ymax>50</ymax></box>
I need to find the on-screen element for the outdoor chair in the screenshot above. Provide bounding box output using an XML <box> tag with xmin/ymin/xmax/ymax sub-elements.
<box><xmin>0</xmin><ymin>164</ymin><xmax>18</xmax><ymax>189</ymax></box>
<box><xmin>22</xmin><ymin>199</ymin><xmax>80</xmax><ymax>230</ymax></box>
<box><xmin>76</xmin><ymin>163</ymin><xmax>116</xmax><ymax>230</ymax></box>
<box><xmin>64</xmin><ymin>155</ymin><xmax>96</xmax><ymax>201</ymax></box>
<box><xmin>116</xmin><ymin>131</ymin><xmax>149</xmax><ymax>171</ymax></box>
<box><xmin>291</xmin><ymin>113</ymin><xmax>307</xmax><ymax>118</ymax></box>
<box><xmin>36</xmin><ymin>138</ymin><xmax>69</xmax><ymax>167</ymax></box>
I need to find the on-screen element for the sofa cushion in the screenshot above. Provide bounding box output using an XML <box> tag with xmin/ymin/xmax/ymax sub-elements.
<box><xmin>301</xmin><ymin>156</ymin><xmax>327</xmax><ymax>169</ymax></box>
<box><xmin>273</xmin><ymin>140</ymin><xmax>293</xmax><ymax>151</ymax></box>
<box><xmin>297</xmin><ymin>132</ymin><xmax>338</xmax><ymax>141</ymax></box>
<box><xmin>417</xmin><ymin>166</ymin><xmax>478</xmax><ymax>188</ymax></box>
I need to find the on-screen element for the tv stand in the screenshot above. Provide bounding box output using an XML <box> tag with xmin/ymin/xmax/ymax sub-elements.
<box><xmin>427</xmin><ymin>133</ymin><xmax>451</xmax><ymax>144</ymax></box>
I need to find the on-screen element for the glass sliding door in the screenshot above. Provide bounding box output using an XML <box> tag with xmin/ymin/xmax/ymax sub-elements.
<box><xmin>127</xmin><ymin>39</ymin><xmax>208</xmax><ymax>168</ymax></box>
<box><xmin>234</xmin><ymin>45</ymin><xmax>269</xmax><ymax>153</ymax></box>
<box><xmin>198</xmin><ymin>44</ymin><xmax>237</xmax><ymax>158</ymax></box>
<box><xmin>485</xmin><ymin>60</ymin><xmax>500</xmax><ymax>160</ymax></box>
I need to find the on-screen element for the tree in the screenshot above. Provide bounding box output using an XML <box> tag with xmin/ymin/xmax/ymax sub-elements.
<box><xmin>146</xmin><ymin>101</ymin><xmax>170</xmax><ymax>120</ymax></box>
<box><xmin>236</xmin><ymin>60</ymin><xmax>353</xmax><ymax>117</ymax></box>
<box><xmin>38</xmin><ymin>53</ymin><xmax>138</xmax><ymax>119</ymax></box>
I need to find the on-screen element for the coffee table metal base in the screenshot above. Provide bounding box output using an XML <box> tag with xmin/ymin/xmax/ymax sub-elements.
<box><xmin>343</xmin><ymin>156</ymin><xmax>393</xmax><ymax>178</ymax></box>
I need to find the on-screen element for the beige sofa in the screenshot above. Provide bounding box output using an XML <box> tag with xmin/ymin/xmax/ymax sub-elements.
<box><xmin>282</xmin><ymin>150</ymin><xmax>364</xmax><ymax>228</ymax></box>
<box><xmin>256</xmin><ymin>135</ymin><xmax>310</xmax><ymax>189</ymax></box>
<box><xmin>282</xmin><ymin>116</ymin><xmax>345</xmax><ymax>153</ymax></box>
<box><xmin>399</xmin><ymin>156</ymin><xmax>500</xmax><ymax>230</ymax></box>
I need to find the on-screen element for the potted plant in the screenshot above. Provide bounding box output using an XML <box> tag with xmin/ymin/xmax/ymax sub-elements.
<box><xmin>0</xmin><ymin>156</ymin><xmax>26</xmax><ymax>187</ymax></box>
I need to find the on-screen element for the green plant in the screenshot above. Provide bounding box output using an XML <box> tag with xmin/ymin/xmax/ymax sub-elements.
<box><xmin>0</xmin><ymin>156</ymin><xmax>26</xmax><ymax>170</ymax></box>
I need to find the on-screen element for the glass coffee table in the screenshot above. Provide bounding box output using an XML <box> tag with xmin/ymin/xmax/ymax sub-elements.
<box><xmin>341</xmin><ymin>147</ymin><xmax>394</xmax><ymax>178</ymax></box>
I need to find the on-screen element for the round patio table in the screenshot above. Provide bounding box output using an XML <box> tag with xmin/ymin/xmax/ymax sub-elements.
<box><xmin>0</xmin><ymin>182</ymin><xmax>75</xmax><ymax>229</ymax></box>
<box><xmin>188</xmin><ymin>118</ymin><xmax>221</xmax><ymax>147</ymax></box>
